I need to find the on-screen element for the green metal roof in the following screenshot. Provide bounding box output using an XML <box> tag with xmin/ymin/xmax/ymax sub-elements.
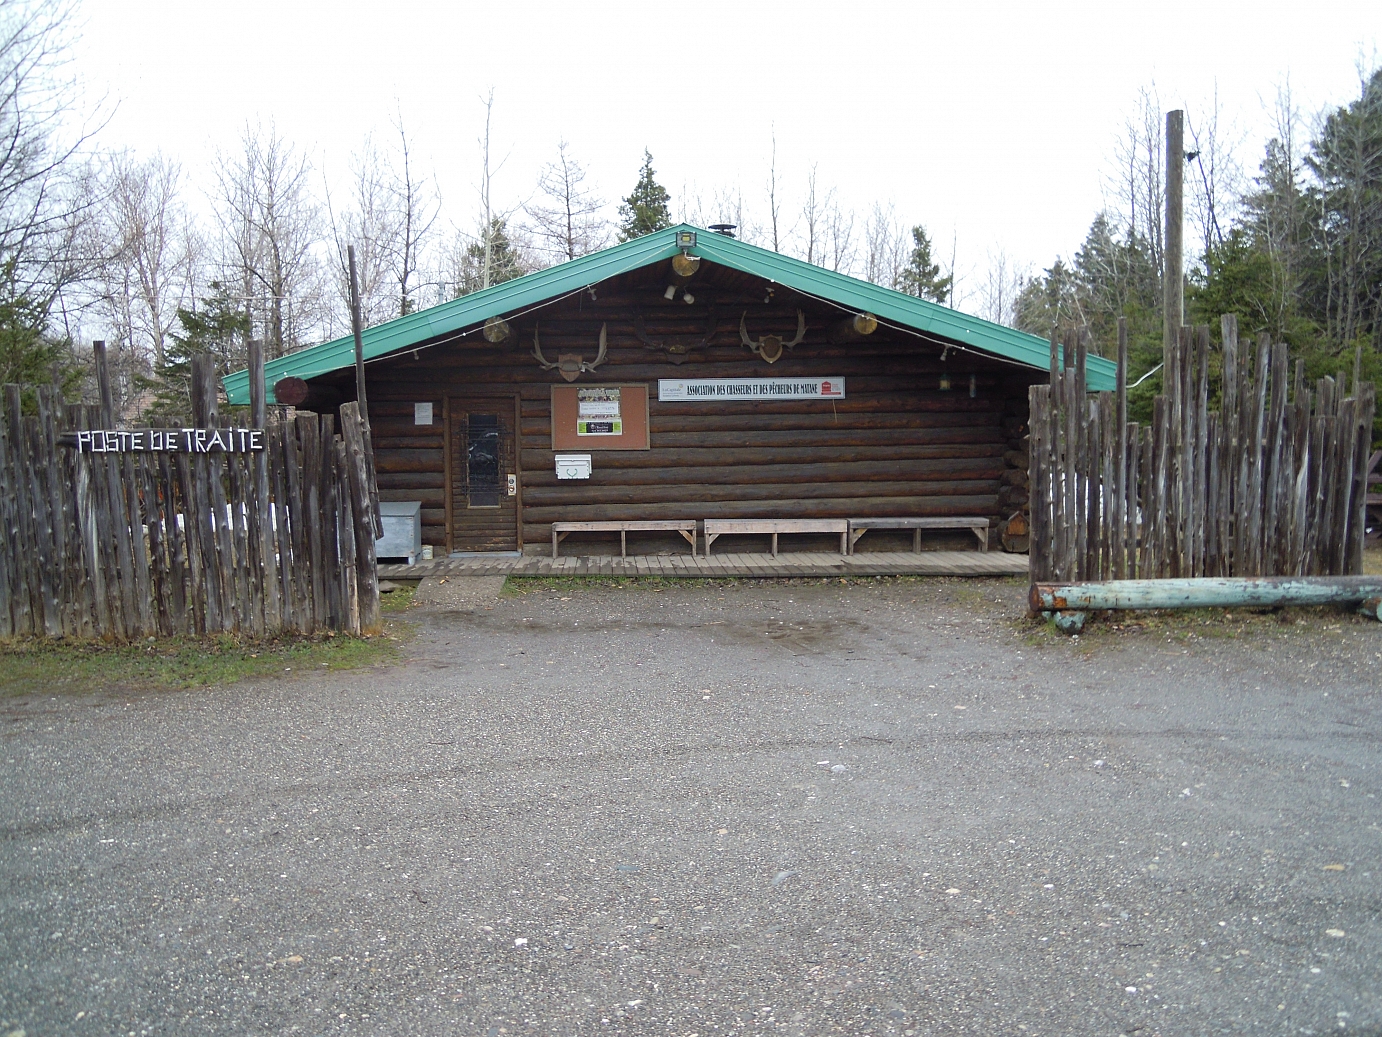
<box><xmin>224</xmin><ymin>224</ymin><xmax>1115</xmax><ymax>404</ymax></box>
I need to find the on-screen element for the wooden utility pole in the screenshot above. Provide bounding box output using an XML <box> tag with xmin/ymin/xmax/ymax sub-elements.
<box><xmin>1163</xmin><ymin>110</ymin><xmax>1184</xmax><ymax>366</ymax></box>
<box><xmin>347</xmin><ymin>245</ymin><xmax>382</xmax><ymax>537</ymax></box>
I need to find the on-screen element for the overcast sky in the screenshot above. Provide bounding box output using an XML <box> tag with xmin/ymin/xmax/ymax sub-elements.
<box><xmin>73</xmin><ymin>0</ymin><xmax>1379</xmax><ymax>294</ymax></box>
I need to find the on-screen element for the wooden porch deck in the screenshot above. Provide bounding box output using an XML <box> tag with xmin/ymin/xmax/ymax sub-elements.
<box><xmin>379</xmin><ymin>550</ymin><xmax>1029</xmax><ymax>580</ymax></box>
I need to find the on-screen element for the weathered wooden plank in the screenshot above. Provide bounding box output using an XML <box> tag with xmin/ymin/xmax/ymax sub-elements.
<box><xmin>1126</xmin><ymin>422</ymin><xmax>1141</xmax><ymax>579</ymax></box>
<box><xmin>22</xmin><ymin>415</ymin><xmax>61</xmax><ymax>636</ymax></box>
<box><xmin>334</xmin><ymin>436</ymin><xmax>360</xmax><ymax>634</ymax></box>
<box><xmin>340</xmin><ymin>403</ymin><xmax>381</xmax><ymax>635</ymax></box>
<box><xmin>1349</xmin><ymin>383</ymin><xmax>1376</xmax><ymax>572</ymax></box>
<box><xmin>1027</xmin><ymin>384</ymin><xmax>1048</xmax><ymax>581</ymax></box>
<box><xmin>0</xmin><ymin>392</ymin><xmax>19</xmax><ymax>637</ymax></box>
<box><xmin>301</xmin><ymin>415</ymin><xmax>328</xmax><ymax>631</ymax></box>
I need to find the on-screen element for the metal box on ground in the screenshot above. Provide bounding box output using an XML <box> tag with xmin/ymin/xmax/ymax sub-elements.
<box><xmin>376</xmin><ymin>500</ymin><xmax>423</xmax><ymax>564</ymax></box>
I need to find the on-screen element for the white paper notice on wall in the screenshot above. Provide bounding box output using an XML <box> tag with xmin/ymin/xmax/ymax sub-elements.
<box><xmin>576</xmin><ymin>387</ymin><xmax>621</xmax><ymax>435</ymax></box>
<box><xmin>414</xmin><ymin>402</ymin><xmax>433</xmax><ymax>425</ymax></box>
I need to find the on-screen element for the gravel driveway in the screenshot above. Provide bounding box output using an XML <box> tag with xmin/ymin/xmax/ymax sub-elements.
<box><xmin>2</xmin><ymin>576</ymin><xmax>1379</xmax><ymax>1036</ymax></box>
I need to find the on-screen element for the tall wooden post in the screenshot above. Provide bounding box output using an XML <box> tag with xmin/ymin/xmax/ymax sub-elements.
<box><xmin>247</xmin><ymin>333</ymin><xmax>280</xmax><ymax>630</ymax></box>
<box><xmin>1163</xmin><ymin>110</ymin><xmax>1184</xmax><ymax>368</ymax></box>
<box><xmin>93</xmin><ymin>341</ymin><xmax>115</xmax><ymax>426</ymax></box>
<box><xmin>347</xmin><ymin>245</ymin><xmax>382</xmax><ymax>537</ymax></box>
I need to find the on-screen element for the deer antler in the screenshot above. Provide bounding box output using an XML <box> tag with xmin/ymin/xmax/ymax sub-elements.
<box><xmin>531</xmin><ymin>322</ymin><xmax>558</xmax><ymax>370</ymax></box>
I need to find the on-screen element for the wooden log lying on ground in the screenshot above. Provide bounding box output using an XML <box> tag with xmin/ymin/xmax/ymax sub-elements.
<box><xmin>1031</xmin><ymin>575</ymin><xmax>1382</xmax><ymax>616</ymax></box>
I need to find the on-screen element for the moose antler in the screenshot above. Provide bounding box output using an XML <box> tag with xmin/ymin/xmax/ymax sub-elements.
<box><xmin>633</xmin><ymin>306</ymin><xmax>718</xmax><ymax>364</ymax></box>
<box><xmin>531</xmin><ymin>322</ymin><xmax>607</xmax><ymax>382</ymax></box>
<box><xmin>531</xmin><ymin>321</ymin><xmax>558</xmax><ymax>371</ymax></box>
<box><xmin>740</xmin><ymin>309</ymin><xmax>807</xmax><ymax>364</ymax></box>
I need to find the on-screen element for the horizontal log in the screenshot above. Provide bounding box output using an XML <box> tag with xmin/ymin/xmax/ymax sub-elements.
<box><xmin>377</xmin><ymin>488</ymin><xmax>445</xmax><ymax>506</ymax></box>
<box><xmin>521</xmin><ymin>478</ymin><xmax>998</xmax><ymax>508</ymax></box>
<box><xmin>523</xmin><ymin>457</ymin><xmax>1002</xmax><ymax>488</ymax></box>
<box><xmin>519</xmin><ymin>442</ymin><xmax>1006</xmax><ymax>470</ymax></box>
<box><xmin>1032</xmin><ymin>576</ymin><xmax>1382</xmax><ymax>617</ymax></box>
<box><xmin>522</xmin><ymin>493</ymin><xmax>999</xmax><ymax>525</ymax></box>
<box><xmin>522</xmin><ymin>412</ymin><xmax>1000</xmax><ymax>439</ymax></box>
<box><xmin>375</xmin><ymin>449</ymin><xmax>444</xmax><ymax>472</ymax></box>
<box><xmin>274</xmin><ymin>377</ymin><xmax>343</xmax><ymax>410</ymax></box>
<box><xmin>521</xmin><ymin>390</ymin><xmax>1001</xmax><ymax>417</ymax></box>
<box><xmin>372</xmin><ymin>435</ymin><xmax>445</xmax><ymax>450</ymax></box>
<box><xmin>377</xmin><ymin>472</ymin><xmax>444</xmax><ymax>489</ymax></box>
<box><xmin>367</xmin><ymin>359</ymin><xmax>1015</xmax><ymax>390</ymax></box>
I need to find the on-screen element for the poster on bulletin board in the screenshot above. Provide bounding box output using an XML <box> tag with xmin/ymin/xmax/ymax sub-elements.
<box><xmin>551</xmin><ymin>384</ymin><xmax>649</xmax><ymax>450</ymax></box>
<box><xmin>576</xmin><ymin>387</ymin><xmax>622</xmax><ymax>435</ymax></box>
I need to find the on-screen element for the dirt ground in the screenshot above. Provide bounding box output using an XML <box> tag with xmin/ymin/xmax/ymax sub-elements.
<box><xmin>1</xmin><ymin>574</ymin><xmax>1379</xmax><ymax>1036</ymax></box>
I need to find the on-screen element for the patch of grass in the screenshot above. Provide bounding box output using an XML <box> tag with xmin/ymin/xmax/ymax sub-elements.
<box><xmin>1017</xmin><ymin>601</ymin><xmax>1372</xmax><ymax>649</ymax></box>
<box><xmin>0</xmin><ymin>625</ymin><xmax>408</xmax><ymax>697</ymax></box>
<box><xmin>1364</xmin><ymin>547</ymin><xmax>1382</xmax><ymax>576</ymax></box>
<box><xmin>380</xmin><ymin>582</ymin><xmax>418</xmax><ymax>612</ymax></box>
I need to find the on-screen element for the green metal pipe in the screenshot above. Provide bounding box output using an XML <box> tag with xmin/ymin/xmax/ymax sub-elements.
<box><xmin>1031</xmin><ymin>576</ymin><xmax>1382</xmax><ymax>615</ymax></box>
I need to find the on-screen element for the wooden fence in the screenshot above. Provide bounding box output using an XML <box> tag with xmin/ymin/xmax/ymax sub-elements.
<box><xmin>0</xmin><ymin>353</ymin><xmax>380</xmax><ymax>640</ymax></box>
<box><xmin>1029</xmin><ymin>317</ymin><xmax>1376</xmax><ymax>583</ymax></box>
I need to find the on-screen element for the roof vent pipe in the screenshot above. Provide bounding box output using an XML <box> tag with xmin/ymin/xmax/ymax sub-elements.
<box><xmin>708</xmin><ymin>224</ymin><xmax>736</xmax><ymax>237</ymax></box>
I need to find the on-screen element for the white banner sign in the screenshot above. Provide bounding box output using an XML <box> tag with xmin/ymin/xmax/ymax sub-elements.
<box><xmin>658</xmin><ymin>377</ymin><xmax>845</xmax><ymax>402</ymax></box>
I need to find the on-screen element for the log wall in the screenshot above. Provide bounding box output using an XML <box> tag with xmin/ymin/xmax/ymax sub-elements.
<box><xmin>330</xmin><ymin>275</ymin><xmax>1040</xmax><ymax>555</ymax></box>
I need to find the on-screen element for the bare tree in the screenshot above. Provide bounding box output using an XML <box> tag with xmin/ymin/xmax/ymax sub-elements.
<box><xmin>389</xmin><ymin>110</ymin><xmax>436</xmax><ymax>315</ymax></box>
<box><xmin>863</xmin><ymin>202</ymin><xmax>906</xmax><ymax>288</ymax></box>
<box><xmin>0</xmin><ymin>0</ymin><xmax>109</xmax><ymax>307</ymax></box>
<box><xmin>474</xmin><ymin>89</ymin><xmax>517</xmax><ymax>291</ymax></box>
<box><xmin>526</xmin><ymin>140</ymin><xmax>607</xmax><ymax>262</ymax></box>
<box><xmin>214</xmin><ymin>121</ymin><xmax>325</xmax><ymax>358</ymax></box>
<box><xmin>976</xmin><ymin>248</ymin><xmax>1030</xmax><ymax>327</ymax></box>
<box><xmin>822</xmin><ymin>190</ymin><xmax>855</xmax><ymax>274</ymax></box>
<box><xmin>798</xmin><ymin>164</ymin><xmax>821</xmax><ymax>265</ymax></box>
<box><xmin>97</xmin><ymin>152</ymin><xmax>200</xmax><ymax>366</ymax></box>
<box><xmin>1185</xmin><ymin>85</ymin><xmax>1245</xmax><ymax>259</ymax></box>
<box><xmin>766</xmin><ymin>128</ymin><xmax>783</xmax><ymax>252</ymax></box>
<box><xmin>326</xmin><ymin>135</ymin><xmax>396</xmax><ymax>328</ymax></box>
<box><xmin>1106</xmin><ymin>85</ymin><xmax>1165</xmax><ymax>283</ymax></box>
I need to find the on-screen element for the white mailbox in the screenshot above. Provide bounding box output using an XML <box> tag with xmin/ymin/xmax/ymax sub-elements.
<box><xmin>555</xmin><ymin>454</ymin><xmax>592</xmax><ymax>480</ymax></box>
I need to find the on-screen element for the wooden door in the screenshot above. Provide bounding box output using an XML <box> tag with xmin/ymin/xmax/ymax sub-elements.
<box><xmin>450</xmin><ymin>398</ymin><xmax>519</xmax><ymax>552</ymax></box>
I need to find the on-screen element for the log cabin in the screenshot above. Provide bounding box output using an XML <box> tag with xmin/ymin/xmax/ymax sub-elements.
<box><xmin>224</xmin><ymin>226</ymin><xmax>1115</xmax><ymax>558</ymax></box>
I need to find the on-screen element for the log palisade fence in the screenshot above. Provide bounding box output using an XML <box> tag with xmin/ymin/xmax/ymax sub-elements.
<box><xmin>1029</xmin><ymin>317</ymin><xmax>1376</xmax><ymax>583</ymax></box>
<box><xmin>0</xmin><ymin>349</ymin><xmax>381</xmax><ymax>640</ymax></box>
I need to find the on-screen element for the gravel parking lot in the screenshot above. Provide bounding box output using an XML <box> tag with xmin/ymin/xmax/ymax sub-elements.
<box><xmin>2</xmin><ymin>575</ymin><xmax>1379</xmax><ymax>1036</ymax></box>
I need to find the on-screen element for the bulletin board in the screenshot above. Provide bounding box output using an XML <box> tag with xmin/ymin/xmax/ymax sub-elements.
<box><xmin>550</xmin><ymin>384</ymin><xmax>650</xmax><ymax>450</ymax></box>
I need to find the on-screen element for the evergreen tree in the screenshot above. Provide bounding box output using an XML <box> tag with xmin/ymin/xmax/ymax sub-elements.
<box><xmin>138</xmin><ymin>283</ymin><xmax>250</xmax><ymax>425</ymax></box>
<box><xmin>0</xmin><ymin>264</ymin><xmax>83</xmax><ymax>412</ymax></box>
<box><xmin>616</xmin><ymin>150</ymin><xmax>672</xmax><ymax>242</ymax></box>
<box><xmin>1302</xmin><ymin>67</ymin><xmax>1382</xmax><ymax>350</ymax></box>
<box><xmin>454</xmin><ymin>218</ymin><xmax>529</xmax><ymax>297</ymax></box>
<box><xmin>894</xmin><ymin>225</ymin><xmax>953</xmax><ymax>303</ymax></box>
<box><xmin>1014</xmin><ymin>258</ymin><xmax>1080</xmax><ymax>339</ymax></box>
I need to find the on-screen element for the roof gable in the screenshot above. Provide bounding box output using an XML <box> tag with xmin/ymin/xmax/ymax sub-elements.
<box><xmin>224</xmin><ymin>225</ymin><xmax>1115</xmax><ymax>403</ymax></box>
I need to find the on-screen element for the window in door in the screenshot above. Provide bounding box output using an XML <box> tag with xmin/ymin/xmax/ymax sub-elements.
<box><xmin>466</xmin><ymin>413</ymin><xmax>501</xmax><ymax>508</ymax></box>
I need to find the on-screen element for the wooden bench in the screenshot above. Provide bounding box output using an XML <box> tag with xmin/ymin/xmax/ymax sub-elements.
<box><xmin>703</xmin><ymin>518</ymin><xmax>848</xmax><ymax>557</ymax></box>
<box><xmin>848</xmin><ymin>516</ymin><xmax>990</xmax><ymax>554</ymax></box>
<box><xmin>551</xmin><ymin>520</ymin><xmax>698</xmax><ymax>559</ymax></box>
